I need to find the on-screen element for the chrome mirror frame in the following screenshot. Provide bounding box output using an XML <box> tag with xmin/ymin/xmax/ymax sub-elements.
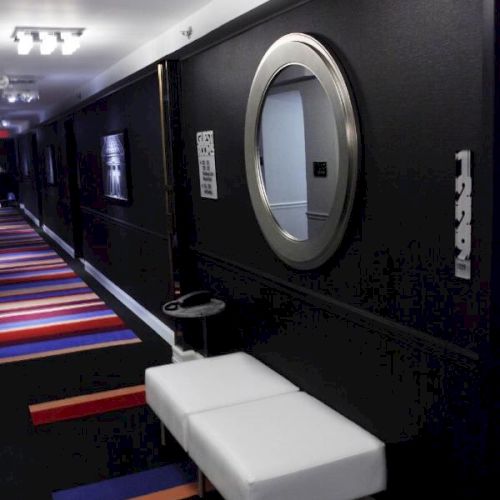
<box><xmin>244</xmin><ymin>33</ymin><xmax>359</xmax><ymax>269</ymax></box>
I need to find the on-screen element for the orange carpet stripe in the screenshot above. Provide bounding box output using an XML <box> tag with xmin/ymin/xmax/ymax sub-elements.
<box><xmin>0</xmin><ymin>251</ymin><xmax>55</xmax><ymax>262</ymax></box>
<box><xmin>0</xmin><ymin>300</ymin><xmax>105</xmax><ymax>319</ymax></box>
<box><xmin>0</xmin><ymin>337</ymin><xmax>141</xmax><ymax>365</ymax></box>
<box><xmin>0</xmin><ymin>292</ymin><xmax>100</xmax><ymax>311</ymax></box>
<box><xmin>131</xmin><ymin>481</ymin><xmax>215</xmax><ymax>500</ymax></box>
<box><xmin>0</xmin><ymin>280</ymin><xmax>85</xmax><ymax>298</ymax></box>
<box><xmin>0</xmin><ymin>263</ymin><xmax>68</xmax><ymax>274</ymax></box>
<box><xmin>130</xmin><ymin>482</ymin><xmax>199</xmax><ymax>500</ymax></box>
<box><xmin>0</xmin><ymin>271</ymin><xmax>77</xmax><ymax>285</ymax></box>
<box><xmin>29</xmin><ymin>384</ymin><xmax>146</xmax><ymax>425</ymax></box>
<box><xmin>0</xmin><ymin>258</ymin><xmax>64</xmax><ymax>269</ymax></box>
<box><xmin>30</xmin><ymin>384</ymin><xmax>146</xmax><ymax>412</ymax></box>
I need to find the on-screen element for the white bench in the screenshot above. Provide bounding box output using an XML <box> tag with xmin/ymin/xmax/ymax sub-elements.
<box><xmin>145</xmin><ymin>353</ymin><xmax>386</xmax><ymax>500</ymax></box>
<box><xmin>145</xmin><ymin>352</ymin><xmax>299</xmax><ymax>450</ymax></box>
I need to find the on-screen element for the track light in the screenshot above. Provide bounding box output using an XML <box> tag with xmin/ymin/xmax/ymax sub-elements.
<box><xmin>12</xmin><ymin>27</ymin><xmax>84</xmax><ymax>56</ymax></box>
<box><xmin>1</xmin><ymin>89</ymin><xmax>39</xmax><ymax>104</ymax></box>
<box><xmin>40</xmin><ymin>31</ymin><xmax>57</xmax><ymax>55</ymax></box>
<box><xmin>61</xmin><ymin>32</ymin><xmax>81</xmax><ymax>55</ymax></box>
<box><xmin>17</xmin><ymin>32</ymin><xmax>33</xmax><ymax>55</ymax></box>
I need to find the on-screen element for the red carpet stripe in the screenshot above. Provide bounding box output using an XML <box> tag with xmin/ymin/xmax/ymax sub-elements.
<box><xmin>29</xmin><ymin>385</ymin><xmax>146</xmax><ymax>425</ymax></box>
<box><xmin>0</xmin><ymin>314</ymin><xmax>125</xmax><ymax>345</ymax></box>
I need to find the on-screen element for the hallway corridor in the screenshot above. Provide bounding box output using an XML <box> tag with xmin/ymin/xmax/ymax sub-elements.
<box><xmin>0</xmin><ymin>208</ymin><xmax>206</xmax><ymax>499</ymax></box>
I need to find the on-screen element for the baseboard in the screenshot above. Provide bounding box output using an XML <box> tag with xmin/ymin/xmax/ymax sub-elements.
<box><xmin>172</xmin><ymin>343</ymin><xmax>204</xmax><ymax>363</ymax></box>
<box><xmin>42</xmin><ymin>224</ymin><xmax>75</xmax><ymax>258</ymax></box>
<box><xmin>20</xmin><ymin>204</ymin><xmax>40</xmax><ymax>227</ymax></box>
<box><xmin>81</xmin><ymin>258</ymin><xmax>175</xmax><ymax>346</ymax></box>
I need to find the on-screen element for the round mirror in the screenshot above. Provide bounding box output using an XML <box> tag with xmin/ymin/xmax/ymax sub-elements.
<box><xmin>245</xmin><ymin>33</ymin><xmax>359</xmax><ymax>269</ymax></box>
<box><xmin>258</xmin><ymin>65</ymin><xmax>338</xmax><ymax>241</ymax></box>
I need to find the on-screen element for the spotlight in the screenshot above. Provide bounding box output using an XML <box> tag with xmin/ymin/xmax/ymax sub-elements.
<box><xmin>40</xmin><ymin>31</ymin><xmax>57</xmax><ymax>55</ymax></box>
<box><xmin>17</xmin><ymin>32</ymin><xmax>33</xmax><ymax>55</ymax></box>
<box><xmin>61</xmin><ymin>32</ymin><xmax>81</xmax><ymax>55</ymax></box>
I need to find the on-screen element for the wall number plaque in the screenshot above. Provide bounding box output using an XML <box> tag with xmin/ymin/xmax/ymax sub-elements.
<box><xmin>455</xmin><ymin>149</ymin><xmax>472</xmax><ymax>280</ymax></box>
<box><xmin>196</xmin><ymin>130</ymin><xmax>218</xmax><ymax>200</ymax></box>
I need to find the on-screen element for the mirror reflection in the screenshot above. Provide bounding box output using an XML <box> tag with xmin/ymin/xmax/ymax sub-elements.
<box><xmin>258</xmin><ymin>65</ymin><xmax>338</xmax><ymax>241</ymax></box>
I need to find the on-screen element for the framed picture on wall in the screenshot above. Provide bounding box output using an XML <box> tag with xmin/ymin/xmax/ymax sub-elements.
<box><xmin>100</xmin><ymin>130</ymin><xmax>130</xmax><ymax>202</ymax></box>
<box><xmin>45</xmin><ymin>145</ymin><xmax>56</xmax><ymax>185</ymax></box>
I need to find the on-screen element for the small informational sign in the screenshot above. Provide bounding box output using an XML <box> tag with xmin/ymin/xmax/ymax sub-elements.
<box><xmin>313</xmin><ymin>161</ymin><xmax>328</xmax><ymax>177</ymax></box>
<box><xmin>196</xmin><ymin>130</ymin><xmax>218</xmax><ymax>199</ymax></box>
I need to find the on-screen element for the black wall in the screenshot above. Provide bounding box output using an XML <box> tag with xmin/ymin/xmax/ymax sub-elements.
<box><xmin>19</xmin><ymin>72</ymin><xmax>174</xmax><ymax>323</ymax></box>
<box><xmin>177</xmin><ymin>0</ymin><xmax>493</xmax><ymax>496</ymax></box>
<box><xmin>36</xmin><ymin>121</ymin><xmax>74</xmax><ymax>247</ymax></box>
<box><xmin>12</xmin><ymin>0</ymin><xmax>496</xmax><ymax>495</ymax></box>
<box><xmin>0</xmin><ymin>138</ymin><xmax>18</xmax><ymax>199</ymax></box>
<box><xmin>0</xmin><ymin>138</ymin><xmax>16</xmax><ymax>172</ymax></box>
<box><xmin>73</xmin><ymin>72</ymin><xmax>173</xmax><ymax>318</ymax></box>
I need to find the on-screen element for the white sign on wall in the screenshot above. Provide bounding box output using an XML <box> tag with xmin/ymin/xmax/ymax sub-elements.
<box><xmin>196</xmin><ymin>130</ymin><xmax>218</xmax><ymax>199</ymax></box>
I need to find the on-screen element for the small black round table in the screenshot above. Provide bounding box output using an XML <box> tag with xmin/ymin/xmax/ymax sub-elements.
<box><xmin>162</xmin><ymin>299</ymin><xmax>226</xmax><ymax>357</ymax></box>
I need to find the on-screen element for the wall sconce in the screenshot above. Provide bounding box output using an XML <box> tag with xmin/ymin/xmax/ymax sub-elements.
<box><xmin>12</xmin><ymin>27</ymin><xmax>84</xmax><ymax>56</ymax></box>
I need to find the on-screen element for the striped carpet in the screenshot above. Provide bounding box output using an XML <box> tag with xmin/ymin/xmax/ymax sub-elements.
<box><xmin>0</xmin><ymin>207</ymin><xmax>141</xmax><ymax>364</ymax></box>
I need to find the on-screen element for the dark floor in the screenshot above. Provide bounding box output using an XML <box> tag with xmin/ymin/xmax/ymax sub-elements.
<box><xmin>0</xmin><ymin>212</ymin><xmax>196</xmax><ymax>499</ymax></box>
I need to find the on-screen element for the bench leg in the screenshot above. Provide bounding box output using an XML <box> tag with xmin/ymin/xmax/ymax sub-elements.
<box><xmin>197</xmin><ymin>468</ymin><xmax>206</xmax><ymax>498</ymax></box>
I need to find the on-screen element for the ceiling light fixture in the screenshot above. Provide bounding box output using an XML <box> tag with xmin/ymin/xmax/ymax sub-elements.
<box><xmin>12</xmin><ymin>27</ymin><xmax>84</xmax><ymax>56</ymax></box>
<box><xmin>17</xmin><ymin>32</ymin><xmax>34</xmax><ymax>55</ymax></box>
<box><xmin>1</xmin><ymin>89</ymin><xmax>40</xmax><ymax>104</ymax></box>
<box><xmin>60</xmin><ymin>32</ymin><xmax>81</xmax><ymax>55</ymax></box>
<box><xmin>40</xmin><ymin>31</ymin><xmax>58</xmax><ymax>55</ymax></box>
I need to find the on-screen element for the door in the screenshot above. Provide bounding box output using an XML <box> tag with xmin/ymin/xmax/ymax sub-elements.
<box><xmin>64</xmin><ymin>119</ymin><xmax>83</xmax><ymax>257</ymax></box>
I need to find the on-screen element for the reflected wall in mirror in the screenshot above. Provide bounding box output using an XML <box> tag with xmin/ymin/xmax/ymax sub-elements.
<box><xmin>258</xmin><ymin>65</ymin><xmax>338</xmax><ymax>241</ymax></box>
<box><xmin>245</xmin><ymin>33</ymin><xmax>359</xmax><ymax>270</ymax></box>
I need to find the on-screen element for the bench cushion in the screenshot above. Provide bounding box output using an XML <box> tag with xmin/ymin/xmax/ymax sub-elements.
<box><xmin>145</xmin><ymin>352</ymin><xmax>298</xmax><ymax>450</ymax></box>
<box><xmin>187</xmin><ymin>392</ymin><xmax>386</xmax><ymax>500</ymax></box>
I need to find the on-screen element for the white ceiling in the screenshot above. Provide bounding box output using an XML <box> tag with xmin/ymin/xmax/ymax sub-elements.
<box><xmin>0</xmin><ymin>0</ymin><xmax>214</xmax><ymax>134</ymax></box>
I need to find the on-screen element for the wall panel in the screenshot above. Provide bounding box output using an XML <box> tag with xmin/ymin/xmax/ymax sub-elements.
<box><xmin>178</xmin><ymin>0</ymin><xmax>492</xmax><ymax>496</ymax></box>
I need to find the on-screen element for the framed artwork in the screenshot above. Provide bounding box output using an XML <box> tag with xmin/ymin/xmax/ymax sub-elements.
<box><xmin>45</xmin><ymin>145</ymin><xmax>56</xmax><ymax>185</ymax></box>
<box><xmin>100</xmin><ymin>131</ymin><xmax>130</xmax><ymax>202</ymax></box>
